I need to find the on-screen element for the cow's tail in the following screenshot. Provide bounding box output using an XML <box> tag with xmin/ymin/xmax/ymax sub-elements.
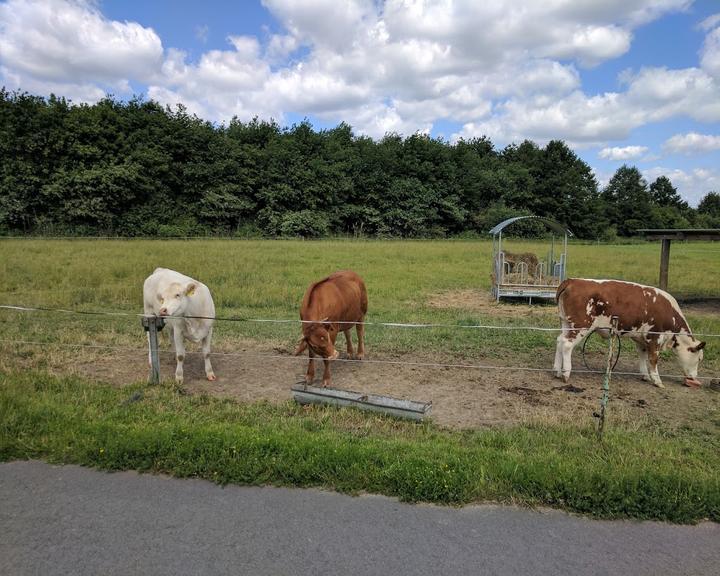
<box><xmin>556</xmin><ymin>278</ymin><xmax>572</xmax><ymax>302</ymax></box>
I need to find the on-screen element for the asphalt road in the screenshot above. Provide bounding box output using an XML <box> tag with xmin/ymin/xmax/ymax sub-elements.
<box><xmin>1</xmin><ymin>460</ymin><xmax>718</xmax><ymax>576</ymax></box>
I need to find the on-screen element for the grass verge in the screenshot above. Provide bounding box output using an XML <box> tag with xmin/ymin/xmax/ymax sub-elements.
<box><xmin>2</xmin><ymin>370</ymin><xmax>718</xmax><ymax>524</ymax></box>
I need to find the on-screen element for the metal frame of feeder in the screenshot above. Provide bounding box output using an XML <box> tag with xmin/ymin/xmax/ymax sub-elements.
<box><xmin>489</xmin><ymin>215</ymin><xmax>572</xmax><ymax>303</ymax></box>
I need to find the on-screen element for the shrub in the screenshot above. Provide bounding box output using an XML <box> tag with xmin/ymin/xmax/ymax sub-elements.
<box><xmin>279</xmin><ymin>210</ymin><xmax>330</xmax><ymax>238</ymax></box>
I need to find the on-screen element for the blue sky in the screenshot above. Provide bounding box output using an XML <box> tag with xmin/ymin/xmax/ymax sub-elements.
<box><xmin>1</xmin><ymin>0</ymin><xmax>720</xmax><ymax>204</ymax></box>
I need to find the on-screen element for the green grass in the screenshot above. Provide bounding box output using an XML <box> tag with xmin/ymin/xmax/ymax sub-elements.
<box><xmin>1</xmin><ymin>370</ymin><xmax>719</xmax><ymax>523</ymax></box>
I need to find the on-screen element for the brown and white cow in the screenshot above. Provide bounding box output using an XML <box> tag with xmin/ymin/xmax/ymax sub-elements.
<box><xmin>294</xmin><ymin>270</ymin><xmax>368</xmax><ymax>387</ymax></box>
<box><xmin>554</xmin><ymin>278</ymin><xmax>706</xmax><ymax>388</ymax></box>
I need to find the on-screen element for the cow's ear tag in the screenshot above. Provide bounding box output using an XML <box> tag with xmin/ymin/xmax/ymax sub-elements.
<box><xmin>185</xmin><ymin>283</ymin><xmax>197</xmax><ymax>297</ymax></box>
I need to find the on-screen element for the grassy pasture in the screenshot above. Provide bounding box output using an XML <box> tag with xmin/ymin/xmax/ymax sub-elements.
<box><xmin>1</xmin><ymin>238</ymin><xmax>719</xmax><ymax>522</ymax></box>
<box><xmin>0</xmin><ymin>238</ymin><xmax>718</xmax><ymax>368</ymax></box>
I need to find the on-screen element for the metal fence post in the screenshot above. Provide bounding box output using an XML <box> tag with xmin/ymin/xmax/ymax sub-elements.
<box><xmin>596</xmin><ymin>315</ymin><xmax>619</xmax><ymax>438</ymax></box>
<box><xmin>142</xmin><ymin>316</ymin><xmax>165</xmax><ymax>384</ymax></box>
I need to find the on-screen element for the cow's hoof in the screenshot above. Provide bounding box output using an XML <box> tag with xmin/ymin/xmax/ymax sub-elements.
<box><xmin>355</xmin><ymin>354</ymin><xmax>364</xmax><ymax>361</ymax></box>
<box><xmin>652</xmin><ymin>381</ymin><xmax>664</xmax><ymax>389</ymax></box>
<box><xmin>175</xmin><ymin>378</ymin><xmax>184</xmax><ymax>385</ymax></box>
<box><xmin>553</xmin><ymin>372</ymin><xmax>562</xmax><ymax>380</ymax></box>
<box><xmin>562</xmin><ymin>374</ymin><xmax>570</xmax><ymax>383</ymax></box>
<box><xmin>207</xmin><ymin>373</ymin><xmax>217</xmax><ymax>382</ymax></box>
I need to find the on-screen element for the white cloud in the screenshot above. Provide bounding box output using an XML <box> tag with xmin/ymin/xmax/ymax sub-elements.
<box><xmin>0</xmin><ymin>0</ymin><xmax>710</xmax><ymax>142</ymax></box>
<box><xmin>265</xmin><ymin>33</ymin><xmax>299</xmax><ymax>62</ymax></box>
<box><xmin>599</xmin><ymin>145</ymin><xmax>649</xmax><ymax>160</ymax></box>
<box><xmin>0</xmin><ymin>0</ymin><xmax>162</xmax><ymax>95</ymax></box>
<box><xmin>149</xmin><ymin>41</ymin><xmax>279</xmax><ymax>123</ymax></box>
<box><xmin>663</xmin><ymin>132</ymin><xmax>720</xmax><ymax>154</ymax></box>
<box><xmin>195</xmin><ymin>25</ymin><xmax>209</xmax><ymax>44</ymax></box>
<box><xmin>642</xmin><ymin>166</ymin><xmax>720</xmax><ymax>206</ymax></box>
<box><xmin>261</xmin><ymin>0</ymin><xmax>376</xmax><ymax>52</ymax></box>
<box><xmin>700</xmin><ymin>16</ymin><xmax>720</xmax><ymax>78</ymax></box>
<box><xmin>698</xmin><ymin>13</ymin><xmax>720</xmax><ymax>31</ymax></box>
<box><xmin>454</xmin><ymin>64</ymin><xmax>720</xmax><ymax>146</ymax></box>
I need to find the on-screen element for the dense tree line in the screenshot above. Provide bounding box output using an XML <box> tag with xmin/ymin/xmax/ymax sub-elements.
<box><xmin>1</xmin><ymin>90</ymin><xmax>717</xmax><ymax>238</ymax></box>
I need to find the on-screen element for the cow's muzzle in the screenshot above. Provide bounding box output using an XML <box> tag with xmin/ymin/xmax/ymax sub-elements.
<box><xmin>683</xmin><ymin>377</ymin><xmax>702</xmax><ymax>388</ymax></box>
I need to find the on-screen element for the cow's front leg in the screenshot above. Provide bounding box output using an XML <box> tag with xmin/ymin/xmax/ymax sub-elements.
<box><xmin>634</xmin><ymin>341</ymin><xmax>650</xmax><ymax>381</ymax></box>
<box><xmin>344</xmin><ymin>329</ymin><xmax>355</xmax><ymax>359</ymax></box>
<box><xmin>322</xmin><ymin>358</ymin><xmax>332</xmax><ymax>387</ymax></box>
<box><xmin>355</xmin><ymin>321</ymin><xmax>365</xmax><ymax>360</ymax></box>
<box><xmin>173</xmin><ymin>329</ymin><xmax>186</xmax><ymax>383</ymax></box>
<box><xmin>647</xmin><ymin>344</ymin><xmax>663</xmax><ymax>388</ymax></box>
<box><xmin>202</xmin><ymin>326</ymin><xmax>216</xmax><ymax>381</ymax></box>
<box><xmin>305</xmin><ymin>350</ymin><xmax>316</xmax><ymax>384</ymax></box>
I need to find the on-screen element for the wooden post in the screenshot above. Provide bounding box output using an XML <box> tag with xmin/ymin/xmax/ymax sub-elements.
<box><xmin>659</xmin><ymin>239</ymin><xmax>671</xmax><ymax>291</ymax></box>
<box><xmin>142</xmin><ymin>316</ymin><xmax>164</xmax><ymax>384</ymax></box>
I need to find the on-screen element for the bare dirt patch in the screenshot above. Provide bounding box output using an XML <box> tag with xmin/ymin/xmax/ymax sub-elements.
<box><xmin>74</xmin><ymin>341</ymin><xmax>720</xmax><ymax>433</ymax></box>
<box><xmin>427</xmin><ymin>289</ymin><xmax>556</xmax><ymax>319</ymax></box>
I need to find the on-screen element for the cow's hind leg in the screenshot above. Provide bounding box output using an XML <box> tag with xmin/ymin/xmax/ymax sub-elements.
<box><xmin>344</xmin><ymin>328</ymin><xmax>355</xmax><ymax>359</ymax></box>
<box><xmin>355</xmin><ymin>321</ymin><xmax>365</xmax><ymax>360</ymax></box>
<box><xmin>554</xmin><ymin>334</ymin><xmax>564</xmax><ymax>378</ymax></box>
<box><xmin>202</xmin><ymin>326</ymin><xmax>216</xmax><ymax>381</ymax></box>
<box><xmin>559</xmin><ymin>330</ymin><xmax>584</xmax><ymax>383</ymax></box>
<box><xmin>554</xmin><ymin>323</ymin><xmax>577</xmax><ymax>380</ymax></box>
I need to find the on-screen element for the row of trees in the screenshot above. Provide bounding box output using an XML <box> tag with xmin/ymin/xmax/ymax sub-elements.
<box><xmin>1</xmin><ymin>90</ymin><xmax>718</xmax><ymax>239</ymax></box>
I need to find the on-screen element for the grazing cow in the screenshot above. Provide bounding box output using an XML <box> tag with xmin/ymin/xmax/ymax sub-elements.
<box><xmin>294</xmin><ymin>270</ymin><xmax>368</xmax><ymax>387</ymax></box>
<box><xmin>554</xmin><ymin>278</ymin><xmax>705</xmax><ymax>388</ymax></box>
<box><xmin>143</xmin><ymin>268</ymin><xmax>216</xmax><ymax>383</ymax></box>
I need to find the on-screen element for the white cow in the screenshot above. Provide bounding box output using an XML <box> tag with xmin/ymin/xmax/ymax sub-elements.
<box><xmin>143</xmin><ymin>268</ymin><xmax>216</xmax><ymax>383</ymax></box>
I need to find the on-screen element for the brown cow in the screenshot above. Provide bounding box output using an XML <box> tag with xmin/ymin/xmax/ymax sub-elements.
<box><xmin>554</xmin><ymin>278</ymin><xmax>705</xmax><ymax>388</ymax></box>
<box><xmin>294</xmin><ymin>270</ymin><xmax>368</xmax><ymax>387</ymax></box>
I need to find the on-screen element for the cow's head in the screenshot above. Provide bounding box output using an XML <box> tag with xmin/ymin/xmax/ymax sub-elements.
<box><xmin>157</xmin><ymin>282</ymin><xmax>197</xmax><ymax>317</ymax></box>
<box><xmin>294</xmin><ymin>319</ymin><xmax>339</xmax><ymax>359</ymax></box>
<box><xmin>673</xmin><ymin>334</ymin><xmax>706</xmax><ymax>387</ymax></box>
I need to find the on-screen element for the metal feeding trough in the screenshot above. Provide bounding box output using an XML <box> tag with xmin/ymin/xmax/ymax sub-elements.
<box><xmin>291</xmin><ymin>384</ymin><xmax>432</xmax><ymax>422</ymax></box>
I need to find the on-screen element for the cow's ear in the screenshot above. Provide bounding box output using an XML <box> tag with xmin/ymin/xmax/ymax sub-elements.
<box><xmin>690</xmin><ymin>341</ymin><xmax>706</xmax><ymax>353</ymax></box>
<box><xmin>294</xmin><ymin>338</ymin><xmax>307</xmax><ymax>356</ymax></box>
<box><xmin>185</xmin><ymin>283</ymin><xmax>197</xmax><ymax>297</ymax></box>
